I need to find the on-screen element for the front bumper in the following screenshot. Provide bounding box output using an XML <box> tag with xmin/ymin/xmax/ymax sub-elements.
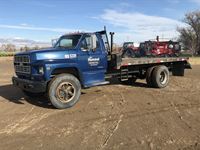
<box><xmin>12</xmin><ymin>76</ymin><xmax>47</xmax><ymax>93</ymax></box>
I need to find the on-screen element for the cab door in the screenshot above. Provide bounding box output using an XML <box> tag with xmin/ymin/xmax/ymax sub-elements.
<box><xmin>77</xmin><ymin>33</ymin><xmax>107</xmax><ymax>87</ymax></box>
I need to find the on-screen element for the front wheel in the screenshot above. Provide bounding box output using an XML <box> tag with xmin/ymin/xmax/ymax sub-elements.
<box><xmin>48</xmin><ymin>74</ymin><xmax>81</xmax><ymax>109</ymax></box>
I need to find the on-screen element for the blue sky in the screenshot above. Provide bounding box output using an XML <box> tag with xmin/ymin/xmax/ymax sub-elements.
<box><xmin>0</xmin><ymin>0</ymin><xmax>199</xmax><ymax>43</ymax></box>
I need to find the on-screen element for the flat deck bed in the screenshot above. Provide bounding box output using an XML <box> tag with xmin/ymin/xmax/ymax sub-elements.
<box><xmin>120</xmin><ymin>57</ymin><xmax>189</xmax><ymax>68</ymax></box>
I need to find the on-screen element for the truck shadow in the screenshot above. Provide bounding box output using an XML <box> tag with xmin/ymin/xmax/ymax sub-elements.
<box><xmin>109</xmin><ymin>78</ymin><xmax>149</xmax><ymax>88</ymax></box>
<box><xmin>0</xmin><ymin>84</ymin><xmax>87</xmax><ymax>109</ymax></box>
<box><xmin>0</xmin><ymin>82</ymin><xmax>148</xmax><ymax>109</ymax></box>
<box><xmin>0</xmin><ymin>84</ymin><xmax>54</xmax><ymax>109</ymax></box>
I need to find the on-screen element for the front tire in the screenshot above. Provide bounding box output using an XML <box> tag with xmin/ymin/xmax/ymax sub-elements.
<box><xmin>48</xmin><ymin>74</ymin><xmax>81</xmax><ymax>109</ymax></box>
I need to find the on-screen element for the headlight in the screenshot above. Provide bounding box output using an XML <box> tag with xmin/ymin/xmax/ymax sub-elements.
<box><xmin>38</xmin><ymin>67</ymin><xmax>44</xmax><ymax>74</ymax></box>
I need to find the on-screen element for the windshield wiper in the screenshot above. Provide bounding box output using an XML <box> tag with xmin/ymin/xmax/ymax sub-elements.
<box><xmin>57</xmin><ymin>46</ymin><xmax>66</xmax><ymax>48</ymax></box>
<box><xmin>57</xmin><ymin>46</ymin><xmax>73</xmax><ymax>49</ymax></box>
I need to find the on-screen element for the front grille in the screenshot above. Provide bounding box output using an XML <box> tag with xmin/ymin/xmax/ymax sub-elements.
<box><xmin>14</xmin><ymin>55</ymin><xmax>30</xmax><ymax>63</ymax></box>
<box><xmin>14</xmin><ymin>55</ymin><xmax>31</xmax><ymax>74</ymax></box>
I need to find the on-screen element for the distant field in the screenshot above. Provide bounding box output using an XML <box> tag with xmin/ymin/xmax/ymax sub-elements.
<box><xmin>189</xmin><ymin>57</ymin><xmax>200</xmax><ymax>65</ymax></box>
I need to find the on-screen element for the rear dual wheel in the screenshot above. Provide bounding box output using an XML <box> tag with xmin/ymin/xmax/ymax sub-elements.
<box><xmin>146</xmin><ymin>66</ymin><xmax>169</xmax><ymax>88</ymax></box>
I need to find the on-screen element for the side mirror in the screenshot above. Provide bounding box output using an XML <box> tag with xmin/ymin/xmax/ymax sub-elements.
<box><xmin>90</xmin><ymin>34</ymin><xmax>97</xmax><ymax>50</ymax></box>
<box><xmin>52</xmin><ymin>39</ymin><xmax>58</xmax><ymax>47</ymax></box>
<box><xmin>81</xmin><ymin>34</ymin><xmax>97</xmax><ymax>51</ymax></box>
<box><xmin>81</xmin><ymin>44</ymin><xmax>89</xmax><ymax>51</ymax></box>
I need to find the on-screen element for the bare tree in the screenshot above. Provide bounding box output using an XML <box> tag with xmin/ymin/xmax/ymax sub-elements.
<box><xmin>33</xmin><ymin>45</ymin><xmax>39</xmax><ymax>50</ymax></box>
<box><xmin>0</xmin><ymin>44</ymin><xmax>7</xmax><ymax>51</ymax></box>
<box><xmin>20</xmin><ymin>47</ymin><xmax>24</xmax><ymax>52</ymax></box>
<box><xmin>177</xmin><ymin>10</ymin><xmax>200</xmax><ymax>55</ymax></box>
<box><xmin>0</xmin><ymin>44</ymin><xmax>17</xmax><ymax>52</ymax></box>
<box><xmin>24</xmin><ymin>45</ymin><xmax>30</xmax><ymax>51</ymax></box>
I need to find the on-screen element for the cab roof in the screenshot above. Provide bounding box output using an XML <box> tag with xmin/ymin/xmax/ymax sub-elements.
<box><xmin>62</xmin><ymin>30</ymin><xmax>106</xmax><ymax>36</ymax></box>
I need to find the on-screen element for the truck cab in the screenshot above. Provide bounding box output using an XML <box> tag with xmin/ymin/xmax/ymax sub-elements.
<box><xmin>13</xmin><ymin>31</ymin><xmax>111</xmax><ymax>108</ymax></box>
<box><xmin>13</xmin><ymin>32</ymin><xmax>109</xmax><ymax>85</ymax></box>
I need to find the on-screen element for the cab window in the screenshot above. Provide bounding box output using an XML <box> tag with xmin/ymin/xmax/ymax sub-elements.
<box><xmin>60</xmin><ymin>39</ymin><xmax>73</xmax><ymax>47</ymax></box>
<box><xmin>54</xmin><ymin>35</ymin><xmax>81</xmax><ymax>49</ymax></box>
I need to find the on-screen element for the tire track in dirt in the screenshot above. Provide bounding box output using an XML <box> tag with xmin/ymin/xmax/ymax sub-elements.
<box><xmin>82</xmin><ymin>102</ymin><xmax>200</xmax><ymax>126</ymax></box>
<box><xmin>97</xmin><ymin>86</ymin><xmax>127</xmax><ymax>149</ymax></box>
<box><xmin>0</xmin><ymin>108</ymin><xmax>65</xmax><ymax>135</ymax></box>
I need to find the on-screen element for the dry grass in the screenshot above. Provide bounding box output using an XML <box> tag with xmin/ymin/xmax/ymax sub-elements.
<box><xmin>0</xmin><ymin>56</ymin><xmax>13</xmax><ymax>62</ymax></box>
<box><xmin>188</xmin><ymin>57</ymin><xmax>200</xmax><ymax>65</ymax></box>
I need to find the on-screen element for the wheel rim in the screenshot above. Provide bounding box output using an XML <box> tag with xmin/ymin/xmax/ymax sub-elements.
<box><xmin>56</xmin><ymin>82</ymin><xmax>76</xmax><ymax>103</ymax></box>
<box><xmin>159</xmin><ymin>71</ymin><xmax>167</xmax><ymax>85</ymax></box>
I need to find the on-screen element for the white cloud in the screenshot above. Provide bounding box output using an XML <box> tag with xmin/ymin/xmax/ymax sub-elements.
<box><xmin>20</xmin><ymin>23</ymin><xmax>29</xmax><ymax>26</ymax></box>
<box><xmin>0</xmin><ymin>24</ymin><xmax>84</xmax><ymax>33</ymax></box>
<box><xmin>100</xmin><ymin>9</ymin><xmax>185</xmax><ymax>43</ymax></box>
<box><xmin>167</xmin><ymin>0</ymin><xmax>180</xmax><ymax>4</ymax></box>
<box><xmin>190</xmin><ymin>0</ymin><xmax>200</xmax><ymax>4</ymax></box>
<box><xmin>24</xmin><ymin>1</ymin><xmax>55</xmax><ymax>8</ymax></box>
<box><xmin>119</xmin><ymin>2</ymin><xmax>131</xmax><ymax>8</ymax></box>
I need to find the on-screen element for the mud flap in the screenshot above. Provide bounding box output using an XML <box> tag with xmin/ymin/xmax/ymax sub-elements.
<box><xmin>185</xmin><ymin>62</ymin><xmax>192</xmax><ymax>69</ymax></box>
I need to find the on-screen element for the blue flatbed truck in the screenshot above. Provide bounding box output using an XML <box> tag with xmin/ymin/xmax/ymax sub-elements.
<box><xmin>12</xmin><ymin>29</ymin><xmax>191</xmax><ymax>109</ymax></box>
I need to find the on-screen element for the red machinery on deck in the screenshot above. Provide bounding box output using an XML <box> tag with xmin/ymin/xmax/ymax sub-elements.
<box><xmin>139</xmin><ymin>36</ymin><xmax>181</xmax><ymax>57</ymax></box>
<box><xmin>122</xmin><ymin>36</ymin><xmax>181</xmax><ymax>58</ymax></box>
<box><xmin>121</xmin><ymin>42</ymin><xmax>140</xmax><ymax>58</ymax></box>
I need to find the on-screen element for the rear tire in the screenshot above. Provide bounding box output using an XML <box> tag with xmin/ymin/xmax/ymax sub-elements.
<box><xmin>48</xmin><ymin>74</ymin><xmax>81</xmax><ymax>109</ymax></box>
<box><xmin>152</xmin><ymin>66</ymin><xmax>169</xmax><ymax>88</ymax></box>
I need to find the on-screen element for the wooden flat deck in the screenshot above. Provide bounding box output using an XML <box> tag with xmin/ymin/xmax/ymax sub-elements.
<box><xmin>120</xmin><ymin>57</ymin><xmax>188</xmax><ymax>67</ymax></box>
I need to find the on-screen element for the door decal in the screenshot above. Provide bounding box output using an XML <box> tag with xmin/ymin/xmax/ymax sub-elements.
<box><xmin>88</xmin><ymin>57</ymin><xmax>100</xmax><ymax>66</ymax></box>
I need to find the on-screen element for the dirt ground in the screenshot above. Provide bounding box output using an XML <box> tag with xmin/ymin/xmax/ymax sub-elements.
<box><xmin>0</xmin><ymin>57</ymin><xmax>200</xmax><ymax>150</ymax></box>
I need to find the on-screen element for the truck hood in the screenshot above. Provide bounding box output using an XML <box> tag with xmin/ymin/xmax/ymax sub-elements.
<box><xmin>15</xmin><ymin>47</ymin><xmax>78</xmax><ymax>61</ymax></box>
<box><xmin>16</xmin><ymin>47</ymin><xmax>67</xmax><ymax>55</ymax></box>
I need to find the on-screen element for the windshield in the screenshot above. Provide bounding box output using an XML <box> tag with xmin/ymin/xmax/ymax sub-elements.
<box><xmin>54</xmin><ymin>35</ymin><xmax>82</xmax><ymax>49</ymax></box>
